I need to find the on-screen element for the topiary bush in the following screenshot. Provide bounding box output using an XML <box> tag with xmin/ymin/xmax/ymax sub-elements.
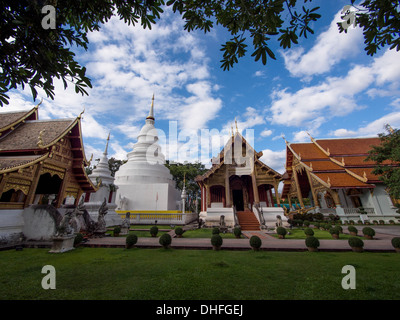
<box><xmin>391</xmin><ymin>237</ymin><xmax>400</xmax><ymax>252</ymax></box>
<box><xmin>362</xmin><ymin>227</ymin><xmax>375</xmax><ymax>239</ymax></box>
<box><xmin>329</xmin><ymin>226</ymin><xmax>340</xmax><ymax>239</ymax></box>
<box><xmin>304</xmin><ymin>227</ymin><xmax>314</xmax><ymax>237</ymax></box>
<box><xmin>348</xmin><ymin>225</ymin><xmax>358</xmax><ymax>235</ymax></box>
<box><xmin>126</xmin><ymin>234</ymin><xmax>138</xmax><ymax>249</ymax></box>
<box><xmin>233</xmin><ymin>227</ymin><xmax>242</xmax><ymax>238</ymax></box>
<box><xmin>150</xmin><ymin>226</ymin><xmax>159</xmax><ymax>237</ymax></box>
<box><xmin>212</xmin><ymin>227</ymin><xmax>220</xmax><ymax>235</ymax></box>
<box><xmin>305</xmin><ymin>236</ymin><xmax>320</xmax><ymax>251</ymax></box>
<box><xmin>276</xmin><ymin>227</ymin><xmax>287</xmax><ymax>239</ymax></box>
<box><xmin>313</xmin><ymin>222</ymin><xmax>320</xmax><ymax>229</ymax></box>
<box><xmin>303</xmin><ymin>220</ymin><xmax>310</xmax><ymax>227</ymax></box>
<box><xmin>113</xmin><ymin>226</ymin><xmax>121</xmax><ymax>236</ymax></box>
<box><xmin>348</xmin><ymin>237</ymin><xmax>364</xmax><ymax>252</ymax></box>
<box><xmin>249</xmin><ymin>235</ymin><xmax>262</xmax><ymax>250</ymax></box>
<box><xmin>175</xmin><ymin>227</ymin><xmax>184</xmax><ymax>237</ymax></box>
<box><xmin>211</xmin><ymin>234</ymin><xmax>223</xmax><ymax>250</ymax></box>
<box><xmin>159</xmin><ymin>233</ymin><xmax>172</xmax><ymax>248</ymax></box>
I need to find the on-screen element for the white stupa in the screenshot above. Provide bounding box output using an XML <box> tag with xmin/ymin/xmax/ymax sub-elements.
<box><xmin>114</xmin><ymin>96</ymin><xmax>180</xmax><ymax>212</ymax></box>
<box><xmin>85</xmin><ymin>133</ymin><xmax>122</xmax><ymax>226</ymax></box>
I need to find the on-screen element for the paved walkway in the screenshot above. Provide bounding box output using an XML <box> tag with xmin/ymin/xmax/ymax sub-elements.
<box><xmin>81</xmin><ymin>227</ymin><xmax>400</xmax><ymax>252</ymax></box>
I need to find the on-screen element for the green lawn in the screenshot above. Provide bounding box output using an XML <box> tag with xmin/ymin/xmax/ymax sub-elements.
<box><xmin>0</xmin><ymin>247</ymin><xmax>399</xmax><ymax>300</ymax></box>
<box><xmin>181</xmin><ymin>228</ymin><xmax>239</xmax><ymax>239</ymax></box>
<box><xmin>270</xmin><ymin>228</ymin><xmax>362</xmax><ymax>240</ymax></box>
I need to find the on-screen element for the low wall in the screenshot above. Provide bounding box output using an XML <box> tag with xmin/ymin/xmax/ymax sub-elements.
<box><xmin>116</xmin><ymin>211</ymin><xmax>197</xmax><ymax>226</ymax></box>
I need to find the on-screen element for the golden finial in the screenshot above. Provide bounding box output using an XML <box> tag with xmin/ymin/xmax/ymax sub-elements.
<box><xmin>387</xmin><ymin>124</ymin><xmax>395</xmax><ymax>134</ymax></box>
<box><xmin>235</xmin><ymin>117</ymin><xmax>238</xmax><ymax>133</ymax></box>
<box><xmin>37</xmin><ymin>129</ymin><xmax>45</xmax><ymax>148</ymax></box>
<box><xmin>231</xmin><ymin>124</ymin><xmax>234</xmax><ymax>137</ymax></box>
<box><xmin>104</xmin><ymin>131</ymin><xmax>110</xmax><ymax>154</ymax></box>
<box><xmin>78</xmin><ymin>107</ymin><xmax>85</xmax><ymax>119</ymax></box>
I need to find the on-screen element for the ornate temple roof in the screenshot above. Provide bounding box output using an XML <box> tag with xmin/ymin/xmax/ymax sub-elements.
<box><xmin>281</xmin><ymin>135</ymin><xmax>387</xmax><ymax>198</ymax></box>
<box><xmin>0</xmin><ymin>105</ymin><xmax>96</xmax><ymax>192</ymax></box>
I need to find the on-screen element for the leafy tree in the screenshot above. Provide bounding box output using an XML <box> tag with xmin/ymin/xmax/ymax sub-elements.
<box><xmin>366</xmin><ymin>124</ymin><xmax>400</xmax><ymax>211</ymax></box>
<box><xmin>1</xmin><ymin>0</ymin><xmax>399</xmax><ymax>106</ymax></box>
<box><xmin>165</xmin><ymin>161</ymin><xmax>207</xmax><ymax>211</ymax></box>
<box><xmin>108</xmin><ymin>157</ymin><xmax>127</xmax><ymax>177</ymax></box>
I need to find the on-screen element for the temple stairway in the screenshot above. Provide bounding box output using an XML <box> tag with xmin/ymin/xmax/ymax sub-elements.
<box><xmin>236</xmin><ymin>209</ymin><xmax>260</xmax><ymax>231</ymax></box>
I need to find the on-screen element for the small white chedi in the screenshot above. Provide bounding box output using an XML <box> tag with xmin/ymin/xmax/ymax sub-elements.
<box><xmin>85</xmin><ymin>133</ymin><xmax>122</xmax><ymax>227</ymax></box>
<box><xmin>114</xmin><ymin>96</ymin><xmax>180</xmax><ymax>212</ymax></box>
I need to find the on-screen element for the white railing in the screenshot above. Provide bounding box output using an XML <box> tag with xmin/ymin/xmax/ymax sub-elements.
<box><xmin>343</xmin><ymin>208</ymin><xmax>375</xmax><ymax>215</ymax></box>
<box><xmin>118</xmin><ymin>212</ymin><xmax>197</xmax><ymax>225</ymax></box>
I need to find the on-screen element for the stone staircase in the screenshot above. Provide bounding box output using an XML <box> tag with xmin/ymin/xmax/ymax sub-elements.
<box><xmin>236</xmin><ymin>209</ymin><xmax>260</xmax><ymax>230</ymax></box>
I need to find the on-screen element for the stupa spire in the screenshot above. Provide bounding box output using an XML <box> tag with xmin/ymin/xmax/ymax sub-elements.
<box><xmin>104</xmin><ymin>131</ymin><xmax>110</xmax><ymax>155</ymax></box>
<box><xmin>146</xmin><ymin>94</ymin><xmax>155</xmax><ymax>121</ymax></box>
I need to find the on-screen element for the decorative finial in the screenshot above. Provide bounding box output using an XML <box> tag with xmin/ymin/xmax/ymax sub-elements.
<box><xmin>37</xmin><ymin>129</ymin><xmax>46</xmax><ymax>148</ymax></box>
<box><xmin>146</xmin><ymin>94</ymin><xmax>155</xmax><ymax>120</ymax></box>
<box><xmin>235</xmin><ymin>117</ymin><xmax>238</xmax><ymax>133</ymax></box>
<box><xmin>78</xmin><ymin>107</ymin><xmax>85</xmax><ymax>119</ymax></box>
<box><xmin>104</xmin><ymin>131</ymin><xmax>110</xmax><ymax>155</ymax></box>
<box><xmin>231</xmin><ymin>124</ymin><xmax>234</xmax><ymax>137</ymax></box>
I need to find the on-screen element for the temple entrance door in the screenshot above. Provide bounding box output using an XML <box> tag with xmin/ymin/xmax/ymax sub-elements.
<box><xmin>34</xmin><ymin>173</ymin><xmax>62</xmax><ymax>205</ymax></box>
<box><xmin>232</xmin><ymin>189</ymin><xmax>244</xmax><ymax>211</ymax></box>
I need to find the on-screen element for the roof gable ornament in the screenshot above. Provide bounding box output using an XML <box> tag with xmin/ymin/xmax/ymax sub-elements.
<box><xmin>37</xmin><ymin>129</ymin><xmax>46</xmax><ymax>148</ymax></box>
<box><xmin>306</xmin><ymin>131</ymin><xmax>330</xmax><ymax>157</ymax></box>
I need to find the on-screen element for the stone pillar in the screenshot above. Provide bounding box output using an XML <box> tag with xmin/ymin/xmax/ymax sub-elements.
<box><xmin>225</xmin><ymin>165</ymin><xmax>231</xmax><ymax>207</ymax></box>
<box><xmin>292</xmin><ymin>166</ymin><xmax>304</xmax><ymax>208</ymax></box>
<box><xmin>273</xmin><ymin>180</ymin><xmax>281</xmax><ymax>206</ymax></box>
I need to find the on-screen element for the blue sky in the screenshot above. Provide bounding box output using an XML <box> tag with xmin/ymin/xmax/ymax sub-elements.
<box><xmin>3</xmin><ymin>1</ymin><xmax>400</xmax><ymax>175</ymax></box>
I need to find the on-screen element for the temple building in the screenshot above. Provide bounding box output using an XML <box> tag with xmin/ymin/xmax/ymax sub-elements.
<box><xmin>281</xmin><ymin>134</ymin><xmax>399</xmax><ymax>222</ymax></box>
<box><xmin>0</xmin><ymin>103</ymin><xmax>97</xmax><ymax>242</ymax></box>
<box><xmin>196</xmin><ymin>123</ymin><xmax>284</xmax><ymax>230</ymax></box>
<box><xmin>114</xmin><ymin>96</ymin><xmax>185</xmax><ymax>224</ymax></box>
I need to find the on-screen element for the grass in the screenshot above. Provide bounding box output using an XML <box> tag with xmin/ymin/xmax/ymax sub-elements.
<box><xmin>181</xmin><ymin>228</ymin><xmax>238</xmax><ymax>239</ymax></box>
<box><xmin>0</xmin><ymin>247</ymin><xmax>399</xmax><ymax>300</ymax></box>
<box><xmin>270</xmin><ymin>228</ymin><xmax>361</xmax><ymax>240</ymax></box>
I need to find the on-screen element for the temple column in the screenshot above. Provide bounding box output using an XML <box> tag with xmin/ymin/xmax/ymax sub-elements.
<box><xmin>225</xmin><ymin>165</ymin><xmax>231</xmax><ymax>207</ymax></box>
<box><xmin>205</xmin><ymin>184</ymin><xmax>210</xmax><ymax>208</ymax></box>
<box><xmin>251</xmin><ymin>169</ymin><xmax>259</xmax><ymax>205</ymax></box>
<box><xmin>292</xmin><ymin>166</ymin><xmax>305</xmax><ymax>208</ymax></box>
<box><xmin>24</xmin><ymin>162</ymin><xmax>43</xmax><ymax>207</ymax></box>
<box><xmin>56</xmin><ymin>169</ymin><xmax>69</xmax><ymax>208</ymax></box>
<box><xmin>269</xmin><ymin>188</ymin><xmax>274</xmax><ymax>206</ymax></box>
<box><xmin>305</xmin><ymin>170</ymin><xmax>320</xmax><ymax>210</ymax></box>
<box><xmin>273</xmin><ymin>180</ymin><xmax>281</xmax><ymax>206</ymax></box>
<box><xmin>330</xmin><ymin>189</ymin><xmax>344</xmax><ymax>216</ymax></box>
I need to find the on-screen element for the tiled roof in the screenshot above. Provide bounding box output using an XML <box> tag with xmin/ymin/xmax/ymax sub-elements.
<box><xmin>0</xmin><ymin>154</ymin><xmax>48</xmax><ymax>173</ymax></box>
<box><xmin>0</xmin><ymin>119</ymin><xmax>74</xmax><ymax>151</ymax></box>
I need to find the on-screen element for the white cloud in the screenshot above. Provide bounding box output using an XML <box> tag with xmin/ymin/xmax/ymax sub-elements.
<box><xmin>259</xmin><ymin>149</ymin><xmax>286</xmax><ymax>175</ymax></box>
<box><xmin>269</xmin><ymin>49</ymin><xmax>400</xmax><ymax>129</ymax></box>
<box><xmin>282</xmin><ymin>10</ymin><xmax>363</xmax><ymax>78</ymax></box>
<box><xmin>260</xmin><ymin>129</ymin><xmax>273</xmax><ymax>137</ymax></box>
<box><xmin>331</xmin><ymin>111</ymin><xmax>400</xmax><ymax>138</ymax></box>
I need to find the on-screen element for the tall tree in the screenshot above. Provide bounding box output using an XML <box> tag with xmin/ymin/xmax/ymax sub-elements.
<box><xmin>366</xmin><ymin>124</ymin><xmax>400</xmax><ymax>211</ymax></box>
<box><xmin>165</xmin><ymin>161</ymin><xmax>207</xmax><ymax>211</ymax></box>
<box><xmin>1</xmin><ymin>0</ymin><xmax>399</xmax><ymax>106</ymax></box>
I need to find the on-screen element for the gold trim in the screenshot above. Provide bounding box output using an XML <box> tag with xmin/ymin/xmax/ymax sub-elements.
<box><xmin>0</xmin><ymin>153</ymin><xmax>49</xmax><ymax>174</ymax></box>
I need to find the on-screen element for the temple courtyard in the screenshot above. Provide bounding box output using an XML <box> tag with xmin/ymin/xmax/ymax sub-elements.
<box><xmin>1</xmin><ymin>225</ymin><xmax>399</xmax><ymax>300</ymax></box>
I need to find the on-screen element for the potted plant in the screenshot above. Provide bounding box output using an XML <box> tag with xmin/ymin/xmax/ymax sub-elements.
<box><xmin>126</xmin><ymin>234</ymin><xmax>138</xmax><ymax>249</ymax></box>
<box><xmin>113</xmin><ymin>226</ymin><xmax>121</xmax><ymax>237</ymax></box>
<box><xmin>348</xmin><ymin>237</ymin><xmax>364</xmax><ymax>252</ymax></box>
<box><xmin>233</xmin><ymin>227</ymin><xmax>242</xmax><ymax>239</ymax></box>
<box><xmin>304</xmin><ymin>227</ymin><xmax>314</xmax><ymax>237</ymax></box>
<box><xmin>276</xmin><ymin>227</ymin><xmax>287</xmax><ymax>239</ymax></box>
<box><xmin>175</xmin><ymin>227</ymin><xmax>184</xmax><ymax>238</ymax></box>
<box><xmin>159</xmin><ymin>233</ymin><xmax>172</xmax><ymax>249</ymax></box>
<box><xmin>249</xmin><ymin>235</ymin><xmax>262</xmax><ymax>251</ymax></box>
<box><xmin>329</xmin><ymin>226</ymin><xmax>340</xmax><ymax>239</ymax></box>
<box><xmin>313</xmin><ymin>222</ymin><xmax>320</xmax><ymax>229</ymax></box>
<box><xmin>305</xmin><ymin>236</ymin><xmax>320</xmax><ymax>252</ymax></box>
<box><xmin>348</xmin><ymin>225</ymin><xmax>358</xmax><ymax>236</ymax></box>
<box><xmin>362</xmin><ymin>227</ymin><xmax>375</xmax><ymax>239</ymax></box>
<box><xmin>150</xmin><ymin>226</ymin><xmax>159</xmax><ymax>237</ymax></box>
<box><xmin>391</xmin><ymin>237</ymin><xmax>400</xmax><ymax>253</ymax></box>
<box><xmin>212</xmin><ymin>227</ymin><xmax>220</xmax><ymax>235</ymax></box>
<box><xmin>303</xmin><ymin>220</ymin><xmax>310</xmax><ymax>227</ymax></box>
<box><xmin>211</xmin><ymin>234</ymin><xmax>223</xmax><ymax>250</ymax></box>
